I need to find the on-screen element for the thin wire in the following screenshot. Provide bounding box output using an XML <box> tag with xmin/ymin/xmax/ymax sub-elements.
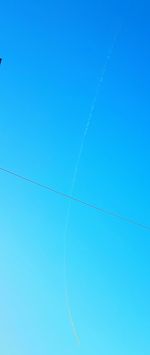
<box><xmin>0</xmin><ymin>165</ymin><xmax>150</xmax><ymax>341</ymax></box>
<box><xmin>0</xmin><ymin>166</ymin><xmax>149</xmax><ymax>231</ymax></box>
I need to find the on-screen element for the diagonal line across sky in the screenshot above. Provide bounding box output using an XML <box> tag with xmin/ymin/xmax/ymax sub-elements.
<box><xmin>0</xmin><ymin>166</ymin><xmax>150</xmax><ymax>232</ymax></box>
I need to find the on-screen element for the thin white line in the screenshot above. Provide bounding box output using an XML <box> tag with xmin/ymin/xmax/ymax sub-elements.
<box><xmin>63</xmin><ymin>31</ymin><xmax>121</xmax><ymax>344</ymax></box>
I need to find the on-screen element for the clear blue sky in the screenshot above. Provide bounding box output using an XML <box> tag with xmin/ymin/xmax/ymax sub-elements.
<box><xmin>0</xmin><ymin>1</ymin><xmax>150</xmax><ymax>354</ymax></box>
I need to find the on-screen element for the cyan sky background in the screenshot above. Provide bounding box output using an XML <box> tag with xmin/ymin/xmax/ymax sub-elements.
<box><xmin>0</xmin><ymin>1</ymin><xmax>150</xmax><ymax>354</ymax></box>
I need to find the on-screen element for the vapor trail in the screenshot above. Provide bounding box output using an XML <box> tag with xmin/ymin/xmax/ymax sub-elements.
<box><xmin>64</xmin><ymin>32</ymin><xmax>119</xmax><ymax>344</ymax></box>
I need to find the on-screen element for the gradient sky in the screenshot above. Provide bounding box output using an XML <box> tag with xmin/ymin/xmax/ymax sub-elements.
<box><xmin>0</xmin><ymin>1</ymin><xmax>150</xmax><ymax>354</ymax></box>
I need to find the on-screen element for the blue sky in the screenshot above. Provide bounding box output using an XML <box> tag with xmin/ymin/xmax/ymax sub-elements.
<box><xmin>0</xmin><ymin>0</ymin><xmax>150</xmax><ymax>354</ymax></box>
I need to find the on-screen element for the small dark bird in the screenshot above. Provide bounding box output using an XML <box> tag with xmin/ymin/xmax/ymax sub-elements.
<box><xmin>0</xmin><ymin>58</ymin><xmax>2</xmax><ymax>64</ymax></box>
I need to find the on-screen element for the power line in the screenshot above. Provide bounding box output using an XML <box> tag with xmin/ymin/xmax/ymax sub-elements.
<box><xmin>0</xmin><ymin>166</ymin><xmax>150</xmax><ymax>232</ymax></box>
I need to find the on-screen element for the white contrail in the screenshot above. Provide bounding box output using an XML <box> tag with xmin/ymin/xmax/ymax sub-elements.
<box><xmin>64</xmin><ymin>202</ymin><xmax>81</xmax><ymax>344</ymax></box>
<box><xmin>64</xmin><ymin>31</ymin><xmax>120</xmax><ymax>344</ymax></box>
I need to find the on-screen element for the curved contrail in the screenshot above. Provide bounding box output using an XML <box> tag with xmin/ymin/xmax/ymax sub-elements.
<box><xmin>63</xmin><ymin>30</ymin><xmax>120</xmax><ymax>344</ymax></box>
